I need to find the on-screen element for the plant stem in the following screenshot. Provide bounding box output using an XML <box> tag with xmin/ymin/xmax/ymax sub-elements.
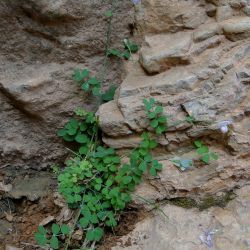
<box><xmin>65</xmin><ymin>202</ymin><xmax>83</xmax><ymax>250</ymax></box>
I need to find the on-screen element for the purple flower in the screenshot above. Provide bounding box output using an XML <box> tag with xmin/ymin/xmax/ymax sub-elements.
<box><xmin>199</xmin><ymin>229</ymin><xmax>215</xmax><ymax>248</ymax></box>
<box><xmin>132</xmin><ymin>0</ymin><xmax>141</xmax><ymax>4</ymax></box>
<box><xmin>217</xmin><ymin>120</ymin><xmax>232</xmax><ymax>134</ymax></box>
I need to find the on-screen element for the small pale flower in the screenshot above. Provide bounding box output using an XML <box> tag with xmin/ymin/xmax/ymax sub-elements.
<box><xmin>217</xmin><ymin>120</ymin><xmax>232</xmax><ymax>134</ymax></box>
<box><xmin>199</xmin><ymin>229</ymin><xmax>214</xmax><ymax>248</ymax></box>
<box><xmin>132</xmin><ymin>0</ymin><xmax>141</xmax><ymax>4</ymax></box>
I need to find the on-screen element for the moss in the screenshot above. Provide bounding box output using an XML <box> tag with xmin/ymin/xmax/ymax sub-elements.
<box><xmin>198</xmin><ymin>191</ymin><xmax>236</xmax><ymax>211</ymax></box>
<box><xmin>168</xmin><ymin>191</ymin><xmax>236</xmax><ymax>210</ymax></box>
<box><xmin>169</xmin><ymin>197</ymin><xmax>197</xmax><ymax>209</ymax></box>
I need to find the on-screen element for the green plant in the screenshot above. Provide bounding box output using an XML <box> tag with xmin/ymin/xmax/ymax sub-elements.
<box><xmin>35</xmin><ymin>98</ymin><xmax>164</xmax><ymax>249</ymax></box>
<box><xmin>107</xmin><ymin>39</ymin><xmax>139</xmax><ymax>60</ymax></box>
<box><xmin>57</xmin><ymin>108</ymin><xmax>98</xmax><ymax>155</ymax></box>
<box><xmin>194</xmin><ymin>140</ymin><xmax>219</xmax><ymax>164</ymax></box>
<box><xmin>34</xmin><ymin>1</ymin><xmax>220</xmax><ymax>249</ymax></box>
<box><xmin>73</xmin><ymin>69</ymin><xmax>101</xmax><ymax>96</ymax></box>
<box><xmin>143</xmin><ymin>98</ymin><xmax>167</xmax><ymax>134</ymax></box>
<box><xmin>35</xmin><ymin>224</ymin><xmax>70</xmax><ymax>249</ymax></box>
<box><xmin>185</xmin><ymin>115</ymin><xmax>196</xmax><ymax>125</ymax></box>
<box><xmin>73</xmin><ymin>69</ymin><xmax>117</xmax><ymax>102</ymax></box>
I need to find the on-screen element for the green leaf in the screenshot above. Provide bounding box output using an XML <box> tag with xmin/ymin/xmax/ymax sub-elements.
<box><xmin>122</xmin><ymin>51</ymin><xmax>130</xmax><ymax>60</ymax></box>
<box><xmin>79</xmin><ymin>146</ymin><xmax>88</xmax><ymax>155</ymax></box>
<box><xmin>81</xmin><ymin>82</ymin><xmax>90</xmax><ymax>91</ymax></box>
<box><xmin>50</xmin><ymin>236</ymin><xmax>59</xmax><ymax>249</ymax></box>
<box><xmin>73</xmin><ymin>69</ymin><xmax>89</xmax><ymax>82</ymax></box>
<box><xmin>109</xmin><ymin>165</ymin><xmax>117</xmax><ymax>172</ymax></box>
<box><xmin>101</xmin><ymin>85</ymin><xmax>117</xmax><ymax>102</ymax></box>
<box><xmin>123</xmin><ymin>39</ymin><xmax>139</xmax><ymax>53</ymax></box>
<box><xmin>92</xmin><ymin>87</ymin><xmax>101</xmax><ymax>96</ymax></box>
<box><xmin>158</xmin><ymin>116</ymin><xmax>167</xmax><ymax>123</ymax></box>
<box><xmin>155</xmin><ymin>106</ymin><xmax>163</xmax><ymax>114</ymax></box>
<box><xmin>80</xmin><ymin>217</ymin><xmax>89</xmax><ymax>228</ymax></box>
<box><xmin>73</xmin><ymin>69</ymin><xmax>82</xmax><ymax>81</ymax></box>
<box><xmin>61</xmin><ymin>224</ymin><xmax>70</xmax><ymax>235</ymax></box>
<box><xmin>186</xmin><ymin>115</ymin><xmax>195</xmax><ymax>124</ymax></box>
<box><xmin>35</xmin><ymin>233</ymin><xmax>47</xmax><ymax>246</ymax></box>
<box><xmin>105</xmin><ymin>10</ymin><xmax>113</xmax><ymax>17</ymax></box>
<box><xmin>201</xmin><ymin>154</ymin><xmax>210</xmax><ymax>164</ymax></box>
<box><xmin>143</xmin><ymin>99</ymin><xmax>153</xmax><ymax>111</ymax></box>
<box><xmin>67</xmin><ymin>127</ymin><xmax>77</xmax><ymax>135</ymax></box>
<box><xmin>75</xmin><ymin>134</ymin><xmax>88</xmax><ymax>143</ymax></box>
<box><xmin>140</xmin><ymin>140</ymin><xmax>149</xmax><ymax>148</ymax></box>
<box><xmin>107</xmin><ymin>49</ymin><xmax>122</xmax><ymax>57</ymax></box>
<box><xmin>94</xmin><ymin>184</ymin><xmax>102</xmax><ymax>191</ymax></box>
<box><xmin>210</xmin><ymin>152</ymin><xmax>219</xmax><ymax>160</ymax></box>
<box><xmin>57</xmin><ymin>128</ymin><xmax>67</xmax><ymax>137</ymax></box>
<box><xmin>88</xmin><ymin>77</ymin><xmax>99</xmax><ymax>86</ymax></box>
<box><xmin>150</xmin><ymin>119</ymin><xmax>158</xmax><ymax>128</ymax></box>
<box><xmin>149</xmin><ymin>140</ymin><xmax>158</xmax><ymax>149</ymax></box>
<box><xmin>81</xmin><ymin>69</ymin><xmax>90</xmax><ymax>79</ymax></box>
<box><xmin>122</xmin><ymin>176</ymin><xmax>132</xmax><ymax>184</ymax></box>
<box><xmin>197</xmin><ymin>146</ymin><xmax>209</xmax><ymax>155</ymax></box>
<box><xmin>86</xmin><ymin>227</ymin><xmax>104</xmax><ymax>242</ymax></box>
<box><xmin>194</xmin><ymin>140</ymin><xmax>202</xmax><ymax>148</ymax></box>
<box><xmin>156</xmin><ymin>125</ymin><xmax>166</xmax><ymax>134</ymax></box>
<box><xmin>149</xmin><ymin>166</ymin><xmax>157</xmax><ymax>176</ymax></box>
<box><xmin>52</xmin><ymin>224</ymin><xmax>60</xmax><ymax>235</ymax></box>
<box><xmin>106</xmin><ymin>179</ymin><xmax>113</xmax><ymax>187</ymax></box>
<box><xmin>147</xmin><ymin>112</ymin><xmax>156</xmax><ymax>119</ymax></box>
<box><xmin>63</xmin><ymin>134</ymin><xmax>75</xmax><ymax>142</ymax></box>
<box><xmin>139</xmin><ymin>161</ymin><xmax>147</xmax><ymax>172</ymax></box>
<box><xmin>37</xmin><ymin>225</ymin><xmax>47</xmax><ymax>234</ymax></box>
<box><xmin>139</xmin><ymin>148</ymin><xmax>148</xmax><ymax>156</ymax></box>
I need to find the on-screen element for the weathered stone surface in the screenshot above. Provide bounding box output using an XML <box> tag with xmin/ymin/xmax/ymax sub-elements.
<box><xmin>98</xmin><ymin>2</ymin><xmax>250</xmax><ymax>201</ymax></box>
<box><xmin>147</xmin><ymin>154</ymin><xmax>249</xmax><ymax>201</ymax></box>
<box><xmin>140</xmin><ymin>32</ymin><xmax>192</xmax><ymax>73</ymax></box>
<box><xmin>97</xmin><ymin>101</ymin><xmax>133</xmax><ymax>137</ymax></box>
<box><xmin>136</xmin><ymin>0</ymin><xmax>207</xmax><ymax>34</ymax></box>
<box><xmin>216</xmin><ymin>6</ymin><xmax>233</xmax><ymax>22</ymax></box>
<box><xmin>221</xmin><ymin>17</ymin><xmax>250</xmax><ymax>40</ymax></box>
<box><xmin>0</xmin><ymin>0</ymin><xmax>133</xmax><ymax>169</ymax></box>
<box><xmin>7</xmin><ymin>172</ymin><xmax>53</xmax><ymax>201</ymax></box>
<box><xmin>193</xmin><ymin>23</ymin><xmax>221</xmax><ymax>42</ymax></box>
<box><xmin>112</xmin><ymin>185</ymin><xmax>250</xmax><ymax>250</ymax></box>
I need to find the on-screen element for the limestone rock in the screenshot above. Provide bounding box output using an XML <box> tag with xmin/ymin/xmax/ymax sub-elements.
<box><xmin>139</xmin><ymin>32</ymin><xmax>192</xmax><ymax>74</ymax></box>
<box><xmin>0</xmin><ymin>0</ymin><xmax>132</xmax><ymax>169</ymax></box>
<box><xmin>221</xmin><ymin>17</ymin><xmax>250</xmax><ymax>40</ymax></box>
<box><xmin>5</xmin><ymin>246</ymin><xmax>23</xmax><ymax>250</ymax></box>
<box><xmin>193</xmin><ymin>23</ymin><xmax>221</xmax><ymax>42</ymax></box>
<box><xmin>8</xmin><ymin>172</ymin><xmax>53</xmax><ymax>201</ymax></box>
<box><xmin>112</xmin><ymin>185</ymin><xmax>250</xmax><ymax>250</ymax></box>
<box><xmin>98</xmin><ymin>3</ymin><xmax>250</xmax><ymax>201</ymax></box>
<box><xmin>136</xmin><ymin>0</ymin><xmax>207</xmax><ymax>33</ymax></box>
<box><xmin>216</xmin><ymin>6</ymin><xmax>233</xmax><ymax>22</ymax></box>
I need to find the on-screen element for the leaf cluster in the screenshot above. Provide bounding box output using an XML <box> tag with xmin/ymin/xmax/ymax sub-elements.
<box><xmin>194</xmin><ymin>140</ymin><xmax>219</xmax><ymax>164</ymax></box>
<box><xmin>107</xmin><ymin>39</ymin><xmax>139</xmax><ymax>60</ymax></box>
<box><xmin>35</xmin><ymin>224</ymin><xmax>70</xmax><ymax>249</ymax></box>
<box><xmin>143</xmin><ymin>98</ymin><xmax>167</xmax><ymax>134</ymax></box>
<box><xmin>73</xmin><ymin>69</ymin><xmax>117</xmax><ymax>102</ymax></box>
<box><xmin>57</xmin><ymin>109</ymin><xmax>98</xmax><ymax>155</ymax></box>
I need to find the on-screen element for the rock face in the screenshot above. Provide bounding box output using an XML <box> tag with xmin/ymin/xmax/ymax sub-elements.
<box><xmin>0</xmin><ymin>0</ymin><xmax>133</xmax><ymax>169</ymax></box>
<box><xmin>98</xmin><ymin>0</ymin><xmax>250</xmax><ymax>201</ymax></box>
<box><xmin>112</xmin><ymin>185</ymin><xmax>250</xmax><ymax>250</ymax></box>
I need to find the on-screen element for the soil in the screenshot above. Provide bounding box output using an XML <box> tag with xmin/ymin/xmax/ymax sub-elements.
<box><xmin>99</xmin><ymin>207</ymin><xmax>149</xmax><ymax>250</ymax></box>
<box><xmin>0</xmin><ymin>167</ymin><xmax>148</xmax><ymax>250</ymax></box>
<box><xmin>1</xmin><ymin>195</ymin><xmax>60</xmax><ymax>249</ymax></box>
